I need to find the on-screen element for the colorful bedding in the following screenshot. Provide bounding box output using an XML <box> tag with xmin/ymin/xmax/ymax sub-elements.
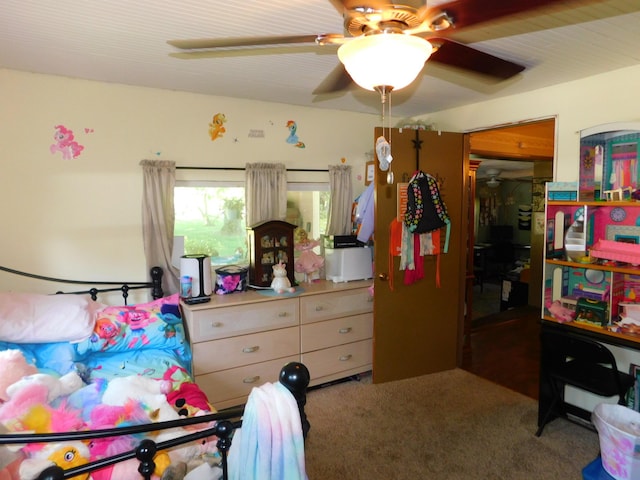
<box><xmin>0</xmin><ymin>293</ymin><xmax>220</xmax><ymax>480</ymax></box>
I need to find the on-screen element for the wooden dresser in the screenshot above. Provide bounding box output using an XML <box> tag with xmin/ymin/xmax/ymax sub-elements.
<box><xmin>181</xmin><ymin>280</ymin><xmax>373</xmax><ymax>409</ymax></box>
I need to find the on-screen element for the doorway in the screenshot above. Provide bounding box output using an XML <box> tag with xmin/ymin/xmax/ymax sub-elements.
<box><xmin>467</xmin><ymin>119</ymin><xmax>555</xmax><ymax>325</ymax></box>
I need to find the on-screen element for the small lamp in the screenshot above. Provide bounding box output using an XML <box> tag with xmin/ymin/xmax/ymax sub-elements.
<box><xmin>337</xmin><ymin>33</ymin><xmax>432</xmax><ymax>91</ymax></box>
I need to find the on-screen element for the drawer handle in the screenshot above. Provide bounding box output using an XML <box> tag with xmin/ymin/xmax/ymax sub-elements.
<box><xmin>315</xmin><ymin>305</ymin><xmax>324</xmax><ymax>311</ymax></box>
<box><xmin>242</xmin><ymin>345</ymin><xmax>260</xmax><ymax>353</ymax></box>
<box><xmin>367</xmin><ymin>296</ymin><xmax>373</xmax><ymax>303</ymax></box>
<box><xmin>211</xmin><ymin>321</ymin><xmax>223</xmax><ymax>328</ymax></box>
<box><xmin>338</xmin><ymin>327</ymin><xmax>352</xmax><ymax>334</ymax></box>
<box><xmin>339</xmin><ymin>354</ymin><xmax>353</xmax><ymax>362</ymax></box>
<box><xmin>243</xmin><ymin>376</ymin><xmax>261</xmax><ymax>384</ymax></box>
<box><xmin>278</xmin><ymin>312</ymin><xmax>288</xmax><ymax>317</ymax></box>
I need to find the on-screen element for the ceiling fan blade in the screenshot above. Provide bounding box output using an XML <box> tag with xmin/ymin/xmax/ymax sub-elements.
<box><xmin>433</xmin><ymin>0</ymin><xmax>601</xmax><ymax>30</ymax></box>
<box><xmin>327</xmin><ymin>0</ymin><xmax>421</xmax><ymax>14</ymax></box>
<box><xmin>168</xmin><ymin>34</ymin><xmax>323</xmax><ymax>50</ymax></box>
<box><xmin>170</xmin><ymin>45</ymin><xmax>333</xmax><ymax>60</ymax></box>
<box><xmin>313</xmin><ymin>64</ymin><xmax>353</xmax><ymax>95</ymax></box>
<box><xmin>429</xmin><ymin>38</ymin><xmax>524</xmax><ymax>80</ymax></box>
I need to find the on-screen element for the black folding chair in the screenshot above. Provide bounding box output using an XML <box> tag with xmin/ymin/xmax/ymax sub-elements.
<box><xmin>536</xmin><ymin>329</ymin><xmax>635</xmax><ymax>436</ymax></box>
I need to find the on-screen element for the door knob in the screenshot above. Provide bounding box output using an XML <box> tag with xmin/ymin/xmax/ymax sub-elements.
<box><xmin>378</xmin><ymin>273</ymin><xmax>389</xmax><ymax>281</ymax></box>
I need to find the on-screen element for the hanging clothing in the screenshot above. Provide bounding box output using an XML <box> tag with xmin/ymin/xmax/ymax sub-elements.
<box><xmin>400</xmin><ymin>171</ymin><xmax>451</xmax><ymax>287</ymax></box>
<box><xmin>404</xmin><ymin>170</ymin><xmax>451</xmax><ymax>253</ymax></box>
<box><xmin>355</xmin><ymin>182</ymin><xmax>375</xmax><ymax>244</ymax></box>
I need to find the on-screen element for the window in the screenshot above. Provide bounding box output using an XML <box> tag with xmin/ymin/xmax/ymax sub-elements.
<box><xmin>174</xmin><ymin>181</ymin><xmax>329</xmax><ymax>267</ymax></box>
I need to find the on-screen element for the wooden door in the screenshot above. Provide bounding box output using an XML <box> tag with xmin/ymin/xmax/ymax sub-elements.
<box><xmin>372</xmin><ymin>128</ymin><xmax>469</xmax><ymax>383</ymax></box>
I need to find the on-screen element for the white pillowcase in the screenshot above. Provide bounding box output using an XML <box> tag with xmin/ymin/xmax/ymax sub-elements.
<box><xmin>0</xmin><ymin>292</ymin><xmax>102</xmax><ymax>343</ymax></box>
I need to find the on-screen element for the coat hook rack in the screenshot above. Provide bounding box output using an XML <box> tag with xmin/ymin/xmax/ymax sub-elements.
<box><xmin>411</xmin><ymin>129</ymin><xmax>423</xmax><ymax>172</ymax></box>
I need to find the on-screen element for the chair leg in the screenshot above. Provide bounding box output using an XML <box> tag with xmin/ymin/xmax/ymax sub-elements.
<box><xmin>536</xmin><ymin>386</ymin><xmax>561</xmax><ymax>437</ymax></box>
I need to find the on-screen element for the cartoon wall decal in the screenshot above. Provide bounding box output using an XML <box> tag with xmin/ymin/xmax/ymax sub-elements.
<box><xmin>50</xmin><ymin>125</ymin><xmax>84</xmax><ymax>160</ymax></box>
<box><xmin>286</xmin><ymin>120</ymin><xmax>305</xmax><ymax>148</ymax></box>
<box><xmin>208</xmin><ymin>113</ymin><xmax>227</xmax><ymax>141</ymax></box>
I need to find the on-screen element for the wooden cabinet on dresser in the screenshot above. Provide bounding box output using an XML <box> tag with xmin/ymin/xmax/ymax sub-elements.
<box><xmin>181</xmin><ymin>280</ymin><xmax>372</xmax><ymax>409</ymax></box>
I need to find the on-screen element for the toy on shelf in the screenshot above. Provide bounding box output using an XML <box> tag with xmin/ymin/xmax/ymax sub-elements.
<box><xmin>545</xmin><ymin>300</ymin><xmax>575</xmax><ymax>323</ymax></box>
<box><xmin>590</xmin><ymin>239</ymin><xmax>640</xmax><ymax>265</ymax></box>
<box><xmin>602</xmin><ymin>186</ymin><xmax>634</xmax><ymax>201</ymax></box>
<box><xmin>270</xmin><ymin>261</ymin><xmax>295</xmax><ymax>294</ymax></box>
<box><xmin>616</xmin><ymin>302</ymin><xmax>640</xmax><ymax>335</ymax></box>
<box><xmin>294</xmin><ymin>227</ymin><xmax>324</xmax><ymax>283</ymax></box>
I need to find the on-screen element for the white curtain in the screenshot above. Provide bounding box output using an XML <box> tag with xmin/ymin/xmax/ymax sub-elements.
<box><xmin>245</xmin><ymin>163</ymin><xmax>287</xmax><ymax>226</ymax></box>
<box><xmin>326</xmin><ymin>165</ymin><xmax>353</xmax><ymax>235</ymax></box>
<box><xmin>140</xmin><ymin>159</ymin><xmax>180</xmax><ymax>295</ymax></box>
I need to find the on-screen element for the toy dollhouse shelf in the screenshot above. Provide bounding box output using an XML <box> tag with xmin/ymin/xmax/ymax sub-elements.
<box><xmin>546</xmin><ymin>259</ymin><xmax>640</xmax><ymax>276</ymax></box>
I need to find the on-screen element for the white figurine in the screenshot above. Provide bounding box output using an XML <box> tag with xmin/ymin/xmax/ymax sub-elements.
<box><xmin>271</xmin><ymin>261</ymin><xmax>295</xmax><ymax>294</ymax></box>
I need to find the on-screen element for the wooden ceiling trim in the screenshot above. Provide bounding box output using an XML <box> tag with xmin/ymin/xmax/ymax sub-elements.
<box><xmin>469</xmin><ymin>122</ymin><xmax>555</xmax><ymax>161</ymax></box>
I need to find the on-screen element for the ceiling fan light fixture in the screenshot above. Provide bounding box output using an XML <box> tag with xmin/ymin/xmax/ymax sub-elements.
<box><xmin>337</xmin><ymin>34</ymin><xmax>432</xmax><ymax>91</ymax></box>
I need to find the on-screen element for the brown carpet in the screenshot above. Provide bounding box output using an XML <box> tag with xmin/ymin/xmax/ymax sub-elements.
<box><xmin>304</xmin><ymin>369</ymin><xmax>600</xmax><ymax>479</ymax></box>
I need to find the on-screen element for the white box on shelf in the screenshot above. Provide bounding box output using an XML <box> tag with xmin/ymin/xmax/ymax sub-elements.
<box><xmin>324</xmin><ymin>247</ymin><xmax>373</xmax><ymax>283</ymax></box>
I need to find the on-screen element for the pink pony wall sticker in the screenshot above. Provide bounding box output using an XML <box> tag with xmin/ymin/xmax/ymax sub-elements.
<box><xmin>50</xmin><ymin>124</ymin><xmax>85</xmax><ymax>159</ymax></box>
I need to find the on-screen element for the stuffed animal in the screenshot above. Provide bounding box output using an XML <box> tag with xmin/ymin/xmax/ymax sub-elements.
<box><xmin>102</xmin><ymin>376</ymin><xmax>181</xmax><ymax>423</ymax></box>
<box><xmin>0</xmin><ymin>350</ymin><xmax>38</xmax><ymax>402</ymax></box>
<box><xmin>545</xmin><ymin>300</ymin><xmax>575</xmax><ymax>323</ymax></box>
<box><xmin>19</xmin><ymin>441</ymin><xmax>90</xmax><ymax>480</ymax></box>
<box><xmin>166</xmin><ymin>382</ymin><xmax>215</xmax><ymax>418</ymax></box>
<box><xmin>6</xmin><ymin>371</ymin><xmax>84</xmax><ymax>403</ymax></box>
<box><xmin>0</xmin><ymin>424</ymin><xmax>23</xmax><ymax>480</ymax></box>
<box><xmin>270</xmin><ymin>262</ymin><xmax>295</xmax><ymax>294</ymax></box>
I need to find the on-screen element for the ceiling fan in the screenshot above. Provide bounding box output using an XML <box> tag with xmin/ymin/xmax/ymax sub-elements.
<box><xmin>167</xmin><ymin>0</ymin><xmax>601</xmax><ymax>95</ymax></box>
<box><xmin>484</xmin><ymin>169</ymin><xmax>502</xmax><ymax>188</ymax></box>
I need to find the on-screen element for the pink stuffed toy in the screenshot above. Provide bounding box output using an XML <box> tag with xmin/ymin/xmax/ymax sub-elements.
<box><xmin>0</xmin><ymin>350</ymin><xmax>38</xmax><ymax>402</ymax></box>
<box><xmin>545</xmin><ymin>300</ymin><xmax>575</xmax><ymax>323</ymax></box>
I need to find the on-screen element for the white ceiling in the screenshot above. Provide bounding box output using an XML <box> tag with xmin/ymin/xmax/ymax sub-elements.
<box><xmin>2</xmin><ymin>0</ymin><xmax>640</xmax><ymax>118</ymax></box>
<box><xmin>475</xmin><ymin>158</ymin><xmax>535</xmax><ymax>180</ymax></box>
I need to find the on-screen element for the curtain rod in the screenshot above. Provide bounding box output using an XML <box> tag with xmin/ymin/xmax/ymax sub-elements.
<box><xmin>176</xmin><ymin>166</ymin><xmax>328</xmax><ymax>173</ymax></box>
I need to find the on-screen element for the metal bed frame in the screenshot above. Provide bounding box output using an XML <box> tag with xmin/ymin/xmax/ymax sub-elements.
<box><xmin>0</xmin><ymin>265</ymin><xmax>310</xmax><ymax>480</ymax></box>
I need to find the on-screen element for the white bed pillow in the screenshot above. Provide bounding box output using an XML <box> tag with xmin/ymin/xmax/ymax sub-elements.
<box><xmin>0</xmin><ymin>292</ymin><xmax>103</xmax><ymax>343</ymax></box>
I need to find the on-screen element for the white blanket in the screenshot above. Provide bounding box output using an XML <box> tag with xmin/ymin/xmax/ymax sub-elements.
<box><xmin>228</xmin><ymin>382</ymin><xmax>307</xmax><ymax>480</ymax></box>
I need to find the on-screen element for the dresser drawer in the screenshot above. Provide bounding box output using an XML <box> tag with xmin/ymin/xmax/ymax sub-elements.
<box><xmin>193</xmin><ymin>326</ymin><xmax>299</xmax><ymax>375</ymax></box>
<box><xmin>197</xmin><ymin>355</ymin><xmax>299</xmax><ymax>409</ymax></box>
<box><xmin>300</xmin><ymin>313</ymin><xmax>372</xmax><ymax>352</ymax></box>
<box><xmin>300</xmin><ymin>288</ymin><xmax>373</xmax><ymax>324</ymax></box>
<box><xmin>301</xmin><ymin>339</ymin><xmax>372</xmax><ymax>380</ymax></box>
<box><xmin>187</xmin><ymin>298</ymin><xmax>298</xmax><ymax>342</ymax></box>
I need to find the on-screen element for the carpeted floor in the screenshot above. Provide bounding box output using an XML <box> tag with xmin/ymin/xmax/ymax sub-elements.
<box><xmin>304</xmin><ymin>369</ymin><xmax>600</xmax><ymax>479</ymax></box>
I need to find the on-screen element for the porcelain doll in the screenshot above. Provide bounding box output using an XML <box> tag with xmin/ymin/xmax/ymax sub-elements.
<box><xmin>294</xmin><ymin>227</ymin><xmax>324</xmax><ymax>283</ymax></box>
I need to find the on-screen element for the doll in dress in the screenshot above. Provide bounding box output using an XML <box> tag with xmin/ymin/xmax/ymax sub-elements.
<box><xmin>294</xmin><ymin>227</ymin><xmax>324</xmax><ymax>283</ymax></box>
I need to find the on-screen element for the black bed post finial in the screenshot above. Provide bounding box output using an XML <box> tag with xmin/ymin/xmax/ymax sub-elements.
<box><xmin>135</xmin><ymin>439</ymin><xmax>157</xmax><ymax>480</ymax></box>
<box><xmin>215</xmin><ymin>420</ymin><xmax>236</xmax><ymax>480</ymax></box>
<box><xmin>279</xmin><ymin>362</ymin><xmax>311</xmax><ymax>439</ymax></box>
<box><xmin>35</xmin><ymin>465</ymin><xmax>65</xmax><ymax>480</ymax></box>
<box><xmin>150</xmin><ymin>266</ymin><xmax>164</xmax><ymax>299</ymax></box>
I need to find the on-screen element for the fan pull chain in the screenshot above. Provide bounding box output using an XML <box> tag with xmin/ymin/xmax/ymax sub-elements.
<box><xmin>385</xmin><ymin>88</ymin><xmax>394</xmax><ymax>184</ymax></box>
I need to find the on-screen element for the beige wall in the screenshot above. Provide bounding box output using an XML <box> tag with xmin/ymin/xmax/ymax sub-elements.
<box><xmin>0</xmin><ymin>69</ymin><xmax>380</xmax><ymax>294</ymax></box>
<box><xmin>3</xmin><ymin>64</ymin><xmax>640</xmax><ymax>295</ymax></box>
<box><xmin>425</xmin><ymin>64</ymin><xmax>640</xmax><ymax>181</ymax></box>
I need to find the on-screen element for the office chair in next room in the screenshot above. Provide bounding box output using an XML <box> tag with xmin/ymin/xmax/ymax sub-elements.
<box><xmin>536</xmin><ymin>329</ymin><xmax>635</xmax><ymax>437</ymax></box>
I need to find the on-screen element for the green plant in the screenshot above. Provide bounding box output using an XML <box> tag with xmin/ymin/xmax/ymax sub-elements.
<box><xmin>223</xmin><ymin>197</ymin><xmax>244</xmax><ymax>214</ymax></box>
